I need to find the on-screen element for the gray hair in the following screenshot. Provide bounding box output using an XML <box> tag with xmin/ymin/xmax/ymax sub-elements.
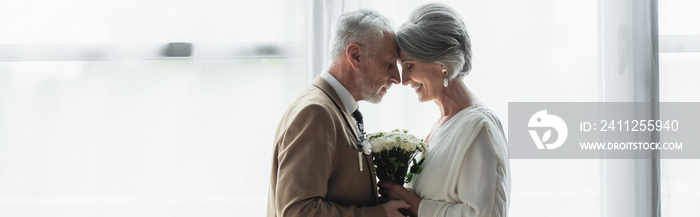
<box><xmin>396</xmin><ymin>3</ymin><xmax>472</xmax><ymax>78</ymax></box>
<box><xmin>330</xmin><ymin>9</ymin><xmax>394</xmax><ymax>59</ymax></box>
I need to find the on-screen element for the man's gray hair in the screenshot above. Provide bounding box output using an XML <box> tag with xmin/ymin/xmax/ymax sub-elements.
<box><xmin>396</xmin><ymin>3</ymin><xmax>472</xmax><ymax>78</ymax></box>
<box><xmin>330</xmin><ymin>9</ymin><xmax>393</xmax><ymax>59</ymax></box>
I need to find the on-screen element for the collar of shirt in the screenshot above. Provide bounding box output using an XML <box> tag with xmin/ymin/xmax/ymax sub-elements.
<box><xmin>320</xmin><ymin>71</ymin><xmax>359</xmax><ymax>114</ymax></box>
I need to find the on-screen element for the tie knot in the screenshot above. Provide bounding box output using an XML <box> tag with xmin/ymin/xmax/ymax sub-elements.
<box><xmin>352</xmin><ymin>109</ymin><xmax>363</xmax><ymax>124</ymax></box>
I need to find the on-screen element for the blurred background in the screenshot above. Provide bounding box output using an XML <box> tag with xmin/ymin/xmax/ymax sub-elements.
<box><xmin>0</xmin><ymin>0</ymin><xmax>698</xmax><ymax>216</ymax></box>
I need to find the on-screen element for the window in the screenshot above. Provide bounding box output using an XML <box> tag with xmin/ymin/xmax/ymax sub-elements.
<box><xmin>659</xmin><ymin>0</ymin><xmax>700</xmax><ymax>216</ymax></box>
<box><xmin>0</xmin><ymin>1</ymin><xmax>306</xmax><ymax>216</ymax></box>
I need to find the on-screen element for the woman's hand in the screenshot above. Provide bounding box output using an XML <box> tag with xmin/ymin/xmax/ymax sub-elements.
<box><xmin>379</xmin><ymin>181</ymin><xmax>421</xmax><ymax>217</ymax></box>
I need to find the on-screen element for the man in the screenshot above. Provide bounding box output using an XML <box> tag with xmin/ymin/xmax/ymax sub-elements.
<box><xmin>267</xmin><ymin>9</ymin><xmax>409</xmax><ymax>217</ymax></box>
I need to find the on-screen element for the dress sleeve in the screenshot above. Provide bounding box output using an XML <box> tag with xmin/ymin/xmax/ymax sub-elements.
<box><xmin>417</xmin><ymin>125</ymin><xmax>509</xmax><ymax>217</ymax></box>
<box><xmin>273</xmin><ymin>104</ymin><xmax>386</xmax><ymax>217</ymax></box>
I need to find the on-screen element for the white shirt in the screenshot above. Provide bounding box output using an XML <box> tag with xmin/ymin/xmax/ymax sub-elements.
<box><xmin>320</xmin><ymin>71</ymin><xmax>358</xmax><ymax>114</ymax></box>
<box><xmin>411</xmin><ymin>106</ymin><xmax>511</xmax><ymax>217</ymax></box>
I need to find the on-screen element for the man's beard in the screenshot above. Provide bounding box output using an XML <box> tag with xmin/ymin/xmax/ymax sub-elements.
<box><xmin>358</xmin><ymin>69</ymin><xmax>384</xmax><ymax>104</ymax></box>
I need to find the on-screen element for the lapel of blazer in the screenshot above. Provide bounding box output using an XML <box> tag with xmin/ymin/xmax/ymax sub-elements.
<box><xmin>313</xmin><ymin>77</ymin><xmax>380</xmax><ymax>204</ymax></box>
<box><xmin>312</xmin><ymin>77</ymin><xmax>361</xmax><ymax>143</ymax></box>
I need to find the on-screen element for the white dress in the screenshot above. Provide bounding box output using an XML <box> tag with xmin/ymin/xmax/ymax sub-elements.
<box><xmin>411</xmin><ymin>105</ymin><xmax>511</xmax><ymax>217</ymax></box>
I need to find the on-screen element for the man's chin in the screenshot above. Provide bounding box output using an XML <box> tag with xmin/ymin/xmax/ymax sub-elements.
<box><xmin>361</xmin><ymin>87</ymin><xmax>388</xmax><ymax>104</ymax></box>
<box><xmin>364</xmin><ymin>93</ymin><xmax>383</xmax><ymax>104</ymax></box>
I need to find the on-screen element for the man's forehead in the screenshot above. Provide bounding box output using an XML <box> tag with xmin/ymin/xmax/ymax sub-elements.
<box><xmin>388</xmin><ymin>49</ymin><xmax>399</xmax><ymax>60</ymax></box>
<box><xmin>369</xmin><ymin>34</ymin><xmax>398</xmax><ymax>60</ymax></box>
<box><xmin>388</xmin><ymin>43</ymin><xmax>399</xmax><ymax>60</ymax></box>
<box><xmin>379</xmin><ymin>43</ymin><xmax>398</xmax><ymax>60</ymax></box>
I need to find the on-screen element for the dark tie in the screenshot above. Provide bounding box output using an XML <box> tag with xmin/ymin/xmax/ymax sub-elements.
<box><xmin>352</xmin><ymin>109</ymin><xmax>367</xmax><ymax>172</ymax></box>
<box><xmin>352</xmin><ymin>109</ymin><xmax>364</xmax><ymax>135</ymax></box>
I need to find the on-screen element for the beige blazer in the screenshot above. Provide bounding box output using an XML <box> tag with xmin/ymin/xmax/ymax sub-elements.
<box><xmin>267</xmin><ymin>77</ymin><xmax>386</xmax><ymax>217</ymax></box>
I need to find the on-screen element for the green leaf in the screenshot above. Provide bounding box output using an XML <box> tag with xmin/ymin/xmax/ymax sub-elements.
<box><xmin>415</xmin><ymin>166</ymin><xmax>423</xmax><ymax>174</ymax></box>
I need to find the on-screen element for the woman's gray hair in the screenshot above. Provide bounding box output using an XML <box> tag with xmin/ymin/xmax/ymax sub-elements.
<box><xmin>330</xmin><ymin>9</ymin><xmax>393</xmax><ymax>59</ymax></box>
<box><xmin>396</xmin><ymin>3</ymin><xmax>472</xmax><ymax>78</ymax></box>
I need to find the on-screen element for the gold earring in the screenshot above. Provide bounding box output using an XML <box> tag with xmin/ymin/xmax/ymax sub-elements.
<box><xmin>442</xmin><ymin>69</ymin><xmax>448</xmax><ymax>87</ymax></box>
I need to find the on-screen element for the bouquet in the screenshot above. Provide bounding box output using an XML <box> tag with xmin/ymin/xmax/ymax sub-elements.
<box><xmin>365</xmin><ymin>129</ymin><xmax>427</xmax><ymax>185</ymax></box>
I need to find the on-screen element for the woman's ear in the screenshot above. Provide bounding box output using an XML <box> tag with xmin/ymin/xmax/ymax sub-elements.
<box><xmin>346</xmin><ymin>43</ymin><xmax>362</xmax><ymax>69</ymax></box>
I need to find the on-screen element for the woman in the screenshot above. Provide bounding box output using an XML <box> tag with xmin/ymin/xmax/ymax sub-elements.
<box><xmin>379</xmin><ymin>3</ymin><xmax>510</xmax><ymax>217</ymax></box>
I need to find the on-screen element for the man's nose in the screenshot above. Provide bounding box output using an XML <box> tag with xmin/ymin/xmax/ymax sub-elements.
<box><xmin>389</xmin><ymin>64</ymin><xmax>400</xmax><ymax>85</ymax></box>
<box><xmin>400</xmin><ymin>69</ymin><xmax>410</xmax><ymax>86</ymax></box>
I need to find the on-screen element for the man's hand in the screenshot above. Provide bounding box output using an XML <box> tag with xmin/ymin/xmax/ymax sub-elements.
<box><xmin>381</xmin><ymin>200</ymin><xmax>411</xmax><ymax>217</ymax></box>
<box><xmin>379</xmin><ymin>181</ymin><xmax>421</xmax><ymax>217</ymax></box>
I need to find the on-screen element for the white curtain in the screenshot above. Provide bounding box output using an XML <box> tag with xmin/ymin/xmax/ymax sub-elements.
<box><xmin>306</xmin><ymin>0</ymin><xmax>363</xmax><ymax>82</ymax></box>
<box><xmin>0</xmin><ymin>1</ymin><xmax>307</xmax><ymax>216</ymax></box>
<box><xmin>599</xmin><ymin>0</ymin><xmax>660</xmax><ymax>216</ymax></box>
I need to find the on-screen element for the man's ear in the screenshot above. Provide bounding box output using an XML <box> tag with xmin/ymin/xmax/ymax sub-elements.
<box><xmin>346</xmin><ymin>43</ymin><xmax>362</xmax><ymax>69</ymax></box>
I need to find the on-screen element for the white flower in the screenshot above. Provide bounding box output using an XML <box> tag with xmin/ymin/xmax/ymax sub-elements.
<box><xmin>361</xmin><ymin>139</ymin><xmax>372</xmax><ymax>155</ymax></box>
<box><xmin>367</xmin><ymin>129</ymin><xmax>426</xmax><ymax>153</ymax></box>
